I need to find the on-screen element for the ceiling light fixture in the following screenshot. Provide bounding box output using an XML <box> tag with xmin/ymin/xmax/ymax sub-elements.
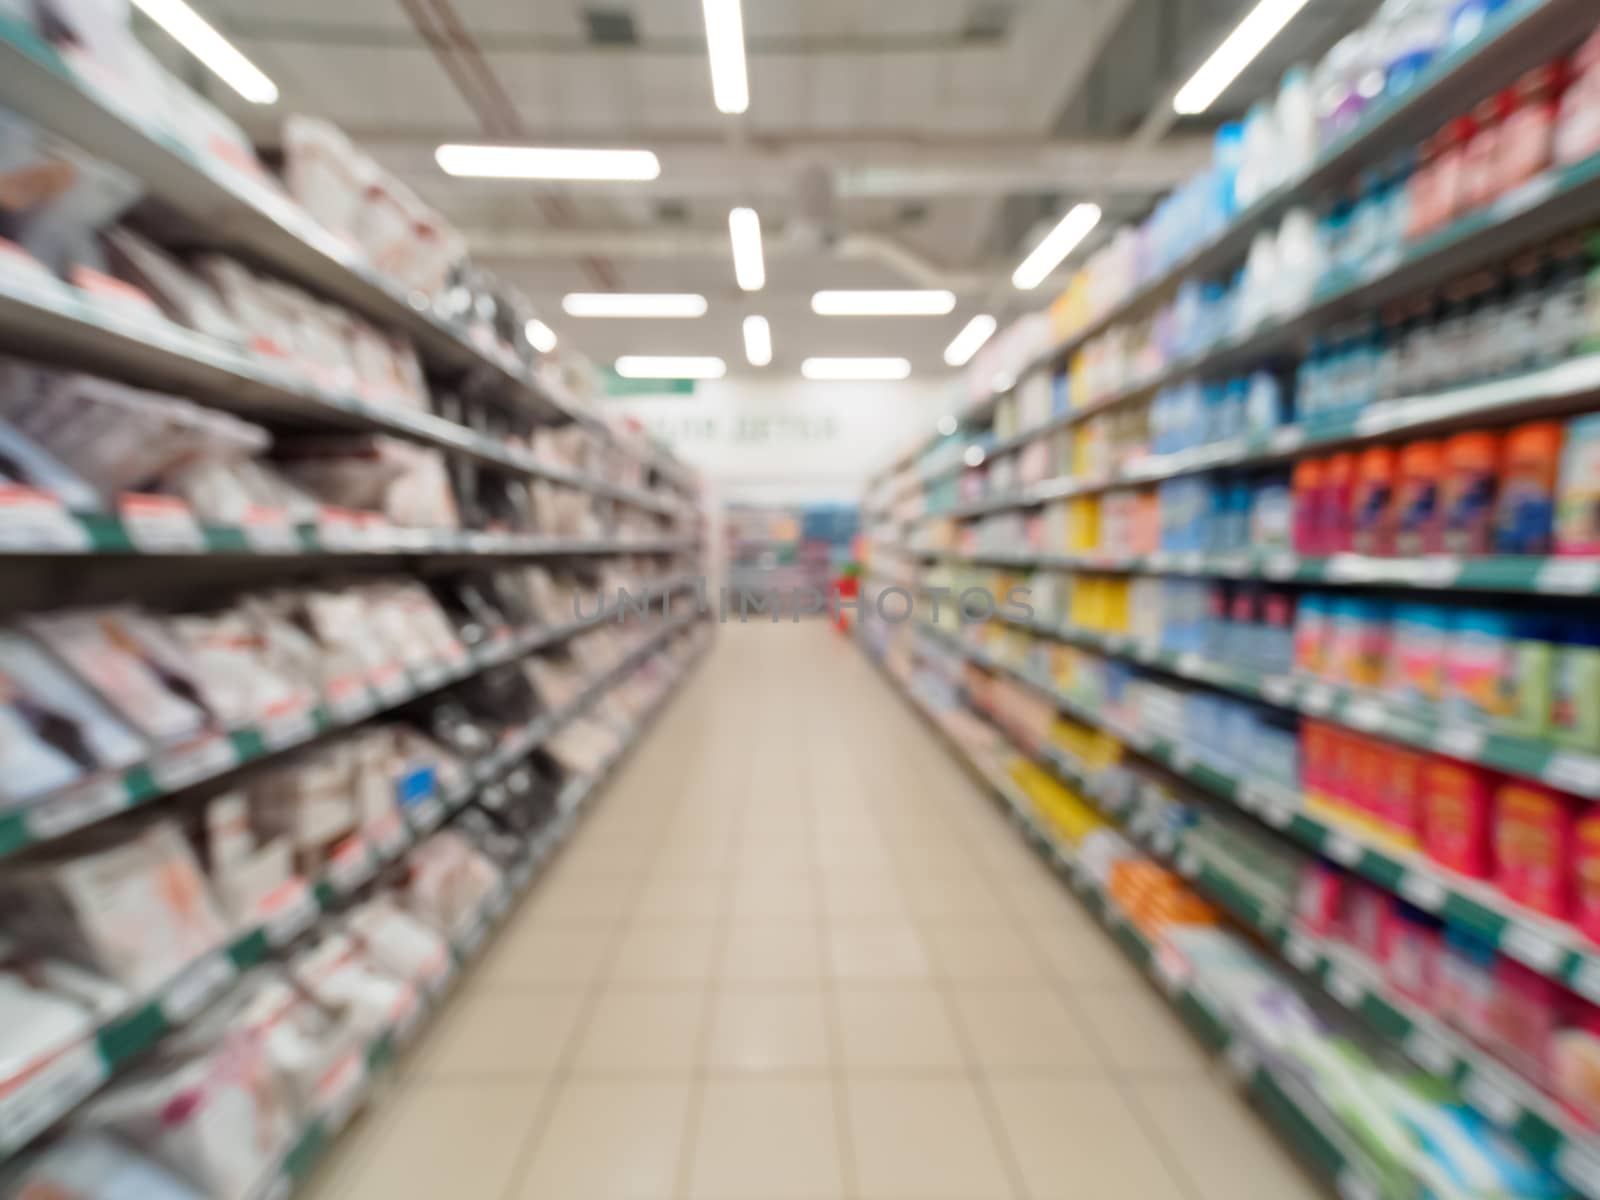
<box><xmin>1172</xmin><ymin>0</ymin><xmax>1312</xmax><ymax>115</ymax></box>
<box><xmin>701</xmin><ymin>0</ymin><xmax>749</xmax><ymax>114</ymax></box>
<box><xmin>943</xmin><ymin>314</ymin><xmax>997</xmax><ymax>367</ymax></box>
<box><xmin>435</xmin><ymin>145</ymin><xmax>661</xmax><ymax>180</ymax></box>
<box><xmin>615</xmin><ymin>356</ymin><xmax>727</xmax><ymax>379</ymax></box>
<box><xmin>801</xmin><ymin>357</ymin><xmax>912</xmax><ymax>381</ymax></box>
<box><xmin>936</xmin><ymin>414</ymin><xmax>959</xmax><ymax>436</ymax></box>
<box><xmin>728</xmin><ymin>207</ymin><xmax>765</xmax><ymax>291</ymax></box>
<box><xmin>131</xmin><ymin>0</ymin><xmax>278</xmax><ymax>104</ymax></box>
<box><xmin>811</xmin><ymin>290</ymin><xmax>956</xmax><ymax>317</ymax></box>
<box><xmin>742</xmin><ymin>315</ymin><xmax>772</xmax><ymax>366</ymax></box>
<box><xmin>1011</xmin><ymin>203</ymin><xmax>1101</xmax><ymax>290</ymax></box>
<box><xmin>562</xmin><ymin>293</ymin><xmax>707</xmax><ymax>318</ymax></box>
<box><xmin>524</xmin><ymin>318</ymin><xmax>557</xmax><ymax>353</ymax></box>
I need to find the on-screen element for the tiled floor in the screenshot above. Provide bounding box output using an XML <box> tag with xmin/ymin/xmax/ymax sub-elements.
<box><xmin>305</xmin><ymin>623</ymin><xmax>1325</xmax><ymax>1200</ymax></box>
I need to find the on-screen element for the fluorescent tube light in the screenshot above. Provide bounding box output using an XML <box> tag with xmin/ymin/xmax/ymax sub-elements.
<box><xmin>524</xmin><ymin>319</ymin><xmax>557</xmax><ymax>353</ymax></box>
<box><xmin>1172</xmin><ymin>0</ymin><xmax>1312</xmax><ymax>115</ymax></box>
<box><xmin>729</xmin><ymin>207</ymin><xmax>765</xmax><ymax>291</ymax></box>
<box><xmin>132</xmin><ymin>0</ymin><xmax>278</xmax><ymax>104</ymax></box>
<box><xmin>436</xmin><ymin>145</ymin><xmax>661</xmax><ymax>180</ymax></box>
<box><xmin>742</xmin><ymin>315</ymin><xmax>772</xmax><ymax>366</ymax></box>
<box><xmin>811</xmin><ymin>290</ymin><xmax>956</xmax><ymax>316</ymax></box>
<box><xmin>801</xmin><ymin>357</ymin><xmax>912</xmax><ymax>381</ymax></box>
<box><xmin>936</xmin><ymin>414</ymin><xmax>959</xmax><ymax>436</ymax></box>
<box><xmin>615</xmin><ymin>356</ymin><xmax>726</xmax><ymax>379</ymax></box>
<box><xmin>701</xmin><ymin>0</ymin><xmax>749</xmax><ymax>114</ymax></box>
<box><xmin>943</xmin><ymin>314</ymin><xmax>997</xmax><ymax>367</ymax></box>
<box><xmin>563</xmin><ymin>293</ymin><xmax>707</xmax><ymax>318</ymax></box>
<box><xmin>1011</xmin><ymin>203</ymin><xmax>1101</xmax><ymax>291</ymax></box>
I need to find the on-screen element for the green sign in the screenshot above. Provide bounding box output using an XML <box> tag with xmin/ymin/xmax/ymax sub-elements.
<box><xmin>601</xmin><ymin>370</ymin><xmax>696</xmax><ymax>396</ymax></box>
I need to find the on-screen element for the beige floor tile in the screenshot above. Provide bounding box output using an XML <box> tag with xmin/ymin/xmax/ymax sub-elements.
<box><xmin>476</xmin><ymin>924</ymin><xmax>617</xmax><ymax>987</ymax></box>
<box><xmin>986</xmin><ymin>1077</ymin><xmax>1187</xmax><ymax>1200</ymax></box>
<box><xmin>948</xmin><ymin>985</ymin><xmax>1106</xmax><ymax>1072</ymax></box>
<box><xmin>606</xmin><ymin>911</ymin><xmax>712</xmax><ymax>969</ymax></box>
<box><xmin>819</xmin><ymin>870</ymin><xmax>909</xmax><ymax>920</ymax></box>
<box><xmin>514</xmin><ymin>1078</ymin><xmax>692</xmax><ymax>1200</ymax></box>
<box><xmin>827</xmin><ymin>921</ymin><xmax>932</xmax><ymax>980</ymax></box>
<box><xmin>635</xmin><ymin>876</ymin><xmax>728</xmax><ymax>921</ymax></box>
<box><xmin>406</xmin><ymin>987</ymin><xmax>585</xmax><ymax>1078</ymax></box>
<box><xmin>720</xmin><ymin>920</ymin><xmax>825</xmax><ymax>981</ymax></box>
<box><xmin>833</xmin><ymin>985</ymin><xmax>967</xmax><ymax>1070</ymax></box>
<box><xmin>688</xmin><ymin>1078</ymin><xmax>845</xmax><ymax>1199</ymax></box>
<box><xmin>729</xmin><ymin>872</ymin><xmax>817</xmax><ymax>919</ymax></box>
<box><xmin>900</xmin><ymin>875</ymin><xmax>1012</xmax><ymax>920</ymax></box>
<box><xmin>526</xmin><ymin>877</ymin><xmax>639</xmax><ymax>924</ymax></box>
<box><xmin>844</xmin><ymin>1076</ymin><xmax>1016</xmax><ymax>1199</ymax></box>
<box><xmin>1073</xmin><ymin>984</ymin><xmax>1215</xmax><ymax>1076</ymax></box>
<box><xmin>922</xmin><ymin>920</ymin><xmax>1045</xmax><ymax>982</ymax></box>
<box><xmin>1132</xmin><ymin>1078</ymin><xmax>1325</xmax><ymax>1200</ymax></box>
<box><xmin>307</xmin><ymin>1078</ymin><xmax>546</xmax><ymax>1200</ymax></box>
<box><xmin>572</xmin><ymin>986</ymin><xmax>708</xmax><ymax>1074</ymax></box>
<box><xmin>706</xmin><ymin>987</ymin><xmax>832</xmax><ymax>1072</ymax></box>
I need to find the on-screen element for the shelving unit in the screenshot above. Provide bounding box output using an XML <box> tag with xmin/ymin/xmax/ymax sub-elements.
<box><xmin>0</xmin><ymin>9</ymin><xmax>715</xmax><ymax>1190</ymax></box>
<box><xmin>861</xmin><ymin>5</ymin><xmax>1600</xmax><ymax>1198</ymax></box>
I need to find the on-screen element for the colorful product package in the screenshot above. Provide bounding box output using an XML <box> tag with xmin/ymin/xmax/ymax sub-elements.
<box><xmin>1384</xmin><ymin>604</ymin><xmax>1450</xmax><ymax>706</ymax></box>
<box><xmin>1494</xmin><ymin>421</ymin><xmax>1563</xmax><ymax>555</ymax></box>
<box><xmin>1292</xmin><ymin>458</ymin><xmax>1324</xmax><ymax>555</ymax></box>
<box><xmin>1395</xmin><ymin>440</ymin><xmax>1444</xmax><ymax>556</ymax></box>
<box><xmin>1440</xmin><ymin>431</ymin><xmax>1501</xmax><ymax>554</ymax></box>
<box><xmin>1384</xmin><ymin>905</ymin><xmax>1440</xmax><ymax>1004</ymax></box>
<box><xmin>1556</xmin><ymin>413</ymin><xmax>1600</xmax><ymax>555</ymax></box>
<box><xmin>1551</xmin><ymin>623</ymin><xmax>1600</xmax><ymax>751</ymax></box>
<box><xmin>1296</xmin><ymin>861</ymin><xmax>1343</xmax><ymax>936</ymax></box>
<box><xmin>1327</xmin><ymin>599</ymin><xmax>1388</xmax><ymax>690</ymax></box>
<box><xmin>1438</xmin><ymin>926</ymin><xmax>1498</xmax><ymax>1040</ymax></box>
<box><xmin>1379</xmin><ymin>746</ymin><xmax>1427</xmax><ymax>849</ymax></box>
<box><xmin>1553</xmin><ymin>1001</ymin><xmax>1600</xmax><ymax>1127</ymax></box>
<box><xmin>1351</xmin><ymin>446</ymin><xmax>1397</xmax><ymax>556</ymax></box>
<box><xmin>1493</xmin><ymin>781</ymin><xmax>1573</xmax><ymax>918</ymax></box>
<box><xmin>1577</xmin><ymin>810</ymin><xmax>1600</xmax><ymax>945</ymax></box>
<box><xmin>1322</xmin><ymin>453</ymin><xmax>1356</xmax><ymax>555</ymax></box>
<box><xmin>1486</xmin><ymin>957</ymin><xmax>1565</xmax><ymax>1085</ymax></box>
<box><xmin>1442</xmin><ymin>610</ymin><xmax>1516</xmax><ymax>726</ymax></box>
<box><xmin>1422</xmin><ymin>759</ymin><xmax>1495</xmax><ymax>878</ymax></box>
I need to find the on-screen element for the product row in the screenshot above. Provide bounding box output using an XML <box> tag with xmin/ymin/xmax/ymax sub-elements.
<box><xmin>890</xmin><ymin>639</ymin><xmax>1567</xmax><ymax>1200</ymax></box>
<box><xmin>935</xmin><ymin>407</ymin><xmax>1600</xmax><ymax>564</ymax></box>
<box><xmin>6</xmin><ymin>2</ymin><xmax>552</xmax><ymax>373</ymax></box>
<box><xmin>923</xmin><ymin>615</ymin><xmax>1600</xmax><ymax>946</ymax></box>
<box><xmin>0</xmin><ymin>562</ymin><xmax>686</xmax><ymax>813</ymax></box>
<box><xmin>0</xmin><ymin>357</ymin><xmax>684</xmax><ymax>540</ymax></box>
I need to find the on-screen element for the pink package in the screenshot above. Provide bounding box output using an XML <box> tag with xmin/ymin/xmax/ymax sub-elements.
<box><xmin>1384</xmin><ymin>907</ymin><xmax>1440</xmax><ymax>1005</ymax></box>
<box><xmin>1339</xmin><ymin>881</ymin><xmax>1394</xmax><ymax>964</ymax></box>
<box><xmin>1297</xmin><ymin>862</ymin><xmax>1343</xmax><ymax>936</ymax></box>
<box><xmin>1422</xmin><ymin>759</ymin><xmax>1497</xmax><ymax>879</ymax></box>
<box><xmin>1486</xmin><ymin>958</ymin><xmax>1566</xmax><ymax>1086</ymax></box>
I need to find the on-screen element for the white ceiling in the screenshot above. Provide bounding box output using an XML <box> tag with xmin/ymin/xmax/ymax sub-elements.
<box><xmin>163</xmin><ymin>0</ymin><xmax>1370</xmax><ymax>377</ymax></box>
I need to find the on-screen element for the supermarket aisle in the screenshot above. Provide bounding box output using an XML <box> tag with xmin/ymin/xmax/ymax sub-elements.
<box><xmin>305</xmin><ymin>623</ymin><xmax>1322</xmax><ymax>1200</ymax></box>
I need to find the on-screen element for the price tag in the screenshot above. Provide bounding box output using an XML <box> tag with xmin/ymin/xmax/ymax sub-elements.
<box><xmin>260</xmin><ymin>706</ymin><xmax>316</xmax><ymax>751</ymax></box>
<box><xmin>1344</xmin><ymin>698</ymin><xmax>1386</xmax><ymax>731</ymax></box>
<box><xmin>161</xmin><ymin>952</ymin><xmax>236</xmax><ymax>1023</ymax></box>
<box><xmin>1326</xmin><ymin>965</ymin><xmax>1364</xmax><ymax>1008</ymax></box>
<box><xmin>0</xmin><ymin>486</ymin><xmax>89</xmax><ymax>551</ymax></box>
<box><xmin>119</xmin><ymin>494</ymin><xmax>204</xmax><ymax>553</ymax></box>
<box><xmin>0</xmin><ymin>1040</ymin><xmax>106</xmax><ymax>1154</ymax></box>
<box><xmin>315</xmin><ymin>507</ymin><xmax>361</xmax><ymax>551</ymax></box>
<box><xmin>1571</xmin><ymin>960</ymin><xmax>1600</xmax><ymax>1006</ymax></box>
<box><xmin>1268</xmin><ymin>427</ymin><xmax>1305</xmax><ymax>454</ymax></box>
<box><xmin>315</xmin><ymin>1052</ymin><xmax>366</xmax><ymax>1133</ymax></box>
<box><xmin>1398</xmin><ymin>871</ymin><xmax>1446</xmax><ymax>912</ymax></box>
<box><xmin>1263</xmin><ymin>552</ymin><xmax>1299</xmax><ymax>580</ymax></box>
<box><xmin>1435</xmin><ymin>724</ymin><xmax>1486</xmax><ymax>760</ymax></box>
<box><xmin>1558</xmin><ymin>1142</ymin><xmax>1600</xmax><ymax>1200</ymax></box>
<box><xmin>1404</xmin><ymin>1026</ymin><xmax>1456</xmax><ymax>1077</ymax></box>
<box><xmin>238</xmin><ymin>506</ymin><xmax>300</xmax><ymax>553</ymax></box>
<box><xmin>1500</xmin><ymin>924</ymin><xmax>1566</xmax><ymax>974</ymax></box>
<box><xmin>27</xmin><ymin>776</ymin><xmax>125</xmax><ymax>838</ymax></box>
<box><xmin>1493</xmin><ymin>171</ymin><xmax>1559</xmax><ymax>221</ymax></box>
<box><xmin>1301</xmin><ymin>683</ymin><xmax>1336</xmax><ymax>714</ymax></box>
<box><xmin>1324</xmin><ymin>832</ymin><xmax>1363</xmax><ymax>866</ymax></box>
<box><xmin>1283</xmin><ymin>933</ymin><xmax>1319</xmax><ymax>971</ymax></box>
<box><xmin>260</xmin><ymin>880</ymin><xmax>318</xmax><ymax>946</ymax></box>
<box><xmin>1409</xmin><ymin>556</ymin><xmax>1462</xmax><ymax>588</ymax></box>
<box><xmin>1545</xmin><ymin>753</ymin><xmax>1600</xmax><ymax>797</ymax></box>
<box><xmin>1261</xmin><ymin>676</ymin><xmax>1296</xmax><ymax>705</ymax></box>
<box><xmin>1175</xmin><ymin>849</ymin><xmax>1199</xmax><ymax>877</ymax></box>
<box><xmin>1537</xmin><ymin>559</ymin><xmax>1600</xmax><ymax>595</ymax></box>
<box><xmin>153</xmin><ymin>735</ymin><xmax>237</xmax><ymax>792</ymax></box>
<box><xmin>325</xmin><ymin>677</ymin><xmax>374</xmax><ymax>724</ymax></box>
<box><xmin>412</xmin><ymin>661</ymin><xmax>449</xmax><ymax>691</ymax></box>
<box><xmin>1463</xmin><ymin>1067</ymin><xmax>1522</xmax><ymax>1126</ymax></box>
<box><xmin>1261</xmin><ymin>799</ymin><xmax>1294</xmax><ymax>829</ymax></box>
